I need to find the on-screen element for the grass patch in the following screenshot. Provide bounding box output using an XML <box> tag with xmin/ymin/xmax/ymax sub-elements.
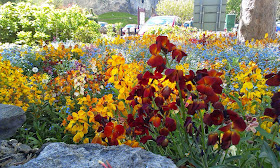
<box><xmin>98</xmin><ymin>12</ymin><xmax>138</xmax><ymax>26</ymax></box>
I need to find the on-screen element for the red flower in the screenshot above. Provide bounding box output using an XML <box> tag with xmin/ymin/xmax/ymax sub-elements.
<box><xmin>196</xmin><ymin>76</ymin><xmax>223</xmax><ymax>103</ymax></box>
<box><xmin>149</xmin><ymin>116</ymin><xmax>161</xmax><ymax>128</ymax></box>
<box><xmin>265</xmin><ymin>71</ymin><xmax>280</xmax><ymax>86</ymax></box>
<box><xmin>147</xmin><ymin>55</ymin><xmax>166</xmax><ymax>68</ymax></box>
<box><xmin>208</xmin><ymin>133</ymin><xmax>219</xmax><ymax>146</ymax></box>
<box><xmin>155</xmin><ymin>36</ymin><xmax>176</xmax><ymax>53</ymax></box>
<box><xmin>165</xmin><ymin>117</ymin><xmax>176</xmax><ymax>132</ymax></box>
<box><xmin>187</xmin><ymin>101</ymin><xmax>206</xmax><ymax>115</ymax></box>
<box><xmin>140</xmin><ymin>135</ymin><xmax>153</xmax><ymax>144</ymax></box>
<box><xmin>172</xmin><ymin>49</ymin><xmax>187</xmax><ymax>63</ymax></box>
<box><xmin>149</xmin><ymin>43</ymin><xmax>161</xmax><ymax>55</ymax></box>
<box><xmin>219</xmin><ymin>116</ymin><xmax>246</xmax><ymax>149</ymax></box>
<box><xmin>143</xmin><ymin>86</ymin><xmax>156</xmax><ymax>98</ymax></box>
<box><xmin>165</xmin><ymin>69</ymin><xmax>183</xmax><ymax>82</ymax></box>
<box><xmin>264</xmin><ymin>92</ymin><xmax>280</xmax><ymax>122</ymax></box>
<box><xmin>161</xmin><ymin>86</ymin><xmax>172</xmax><ymax>99</ymax></box>
<box><xmin>104</xmin><ymin>122</ymin><xmax>125</xmax><ymax>145</ymax></box>
<box><xmin>156</xmin><ymin>135</ymin><xmax>169</xmax><ymax>147</ymax></box>
<box><xmin>159</xmin><ymin>127</ymin><xmax>170</xmax><ymax>136</ymax></box>
<box><xmin>209</xmin><ymin>110</ymin><xmax>224</xmax><ymax>125</ymax></box>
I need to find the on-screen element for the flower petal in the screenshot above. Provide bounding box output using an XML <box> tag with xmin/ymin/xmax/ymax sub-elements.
<box><xmin>232</xmin><ymin>117</ymin><xmax>246</xmax><ymax>132</ymax></box>
<box><xmin>231</xmin><ymin>131</ymin><xmax>240</xmax><ymax>145</ymax></box>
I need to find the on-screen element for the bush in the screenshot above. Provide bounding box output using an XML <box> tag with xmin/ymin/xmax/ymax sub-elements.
<box><xmin>0</xmin><ymin>2</ymin><xmax>100</xmax><ymax>44</ymax></box>
<box><xmin>156</xmin><ymin>0</ymin><xmax>194</xmax><ymax>22</ymax></box>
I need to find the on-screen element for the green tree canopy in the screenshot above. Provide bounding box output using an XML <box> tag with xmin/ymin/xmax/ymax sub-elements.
<box><xmin>226</xmin><ymin>0</ymin><xmax>242</xmax><ymax>20</ymax></box>
<box><xmin>155</xmin><ymin>0</ymin><xmax>194</xmax><ymax>22</ymax></box>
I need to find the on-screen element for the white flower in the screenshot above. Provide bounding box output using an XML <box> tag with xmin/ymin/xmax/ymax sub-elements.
<box><xmin>42</xmin><ymin>79</ymin><xmax>49</xmax><ymax>84</ymax></box>
<box><xmin>32</xmin><ymin>67</ymin><xmax>38</xmax><ymax>73</ymax></box>
<box><xmin>74</xmin><ymin>92</ymin><xmax>80</xmax><ymax>97</ymax></box>
<box><xmin>228</xmin><ymin>145</ymin><xmax>237</xmax><ymax>156</ymax></box>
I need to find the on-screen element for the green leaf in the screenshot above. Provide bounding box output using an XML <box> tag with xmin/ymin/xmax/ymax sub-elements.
<box><xmin>210</xmin><ymin>165</ymin><xmax>239</xmax><ymax>168</ymax></box>
<box><xmin>260</xmin><ymin>141</ymin><xmax>280</xmax><ymax>168</ymax></box>
<box><xmin>256</xmin><ymin>127</ymin><xmax>280</xmax><ymax>145</ymax></box>
<box><xmin>176</xmin><ymin>157</ymin><xmax>188</xmax><ymax>167</ymax></box>
<box><xmin>225</xmin><ymin>155</ymin><xmax>242</xmax><ymax>163</ymax></box>
<box><xmin>228</xmin><ymin>93</ymin><xmax>243</xmax><ymax>110</ymax></box>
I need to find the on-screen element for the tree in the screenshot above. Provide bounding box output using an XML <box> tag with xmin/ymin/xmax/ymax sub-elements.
<box><xmin>237</xmin><ymin>0</ymin><xmax>278</xmax><ymax>42</ymax></box>
<box><xmin>155</xmin><ymin>0</ymin><xmax>194</xmax><ymax>22</ymax></box>
<box><xmin>226</xmin><ymin>0</ymin><xmax>242</xmax><ymax>20</ymax></box>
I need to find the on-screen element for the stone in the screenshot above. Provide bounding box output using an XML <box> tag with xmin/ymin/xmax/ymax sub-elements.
<box><xmin>11</xmin><ymin>142</ymin><xmax>177</xmax><ymax>168</ymax></box>
<box><xmin>16</xmin><ymin>144</ymin><xmax>32</xmax><ymax>154</ymax></box>
<box><xmin>0</xmin><ymin>104</ymin><xmax>26</xmax><ymax>140</ymax></box>
<box><xmin>63</xmin><ymin>0</ymin><xmax>159</xmax><ymax>17</ymax></box>
<box><xmin>0</xmin><ymin>140</ymin><xmax>38</xmax><ymax>168</ymax></box>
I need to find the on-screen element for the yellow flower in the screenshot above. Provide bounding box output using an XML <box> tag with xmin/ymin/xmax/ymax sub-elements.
<box><xmin>73</xmin><ymin>131</ymin><xmax>84</xmax><ymax>143</ymax></box>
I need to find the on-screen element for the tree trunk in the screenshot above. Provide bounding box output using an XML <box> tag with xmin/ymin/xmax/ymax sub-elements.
<box><xmin>237</xmin><ymin>0</ymin><xmax>278</xmax><ymax>42</ymax></box>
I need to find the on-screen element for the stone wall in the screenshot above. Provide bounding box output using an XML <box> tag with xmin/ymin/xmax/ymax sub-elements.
<box><xmin>63</xmin><ymin>0</ymin><xmax>159</xmax><ymax>17</ymax></box>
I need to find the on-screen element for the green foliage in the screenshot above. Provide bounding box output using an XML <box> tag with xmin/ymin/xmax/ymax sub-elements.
<box><xmin>0</xmin><ymin>2</ymin><xmax>100</xmax><ymax>44</ymax></box>
<box><xmin>98</xmin><ymin>12</ymin><xmax>138</xmax><ymax>25</ymax></box>
<box><xmin>156</xmin><ymin>0</ymin><xmax>194</xmax><ymax>22</ymax></box>
<box><xmin>226</xmin><ymin>0</ymin><xmax>242</xmax><ymax>20</ymax></box>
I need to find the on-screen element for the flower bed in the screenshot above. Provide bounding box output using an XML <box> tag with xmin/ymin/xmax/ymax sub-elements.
<box><xmin>1</xmin><ymin>32</ymin><xmax>280</xmax><ymax>167</ymax></box>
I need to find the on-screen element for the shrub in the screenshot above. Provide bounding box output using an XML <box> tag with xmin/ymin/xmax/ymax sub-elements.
<box><xmin>0</xmin><ymin>2</ymin><xmax>100</xmax><ymax>44</ymax></box>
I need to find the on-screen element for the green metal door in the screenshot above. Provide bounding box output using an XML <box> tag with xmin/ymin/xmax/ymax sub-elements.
<box><xmin>193</xmin><ymin>0</ymin><xmax>227</xmax><ymax>31</ymax></box>
<box><xmin>225</xmin><ymin>14</ymin><xmax>236</xmax><ymax>31</ymax></box>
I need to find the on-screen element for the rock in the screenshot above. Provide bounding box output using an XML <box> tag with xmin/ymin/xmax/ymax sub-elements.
<box><xmin>15</xmin><ymin>144</ymin><xmax>32</xmax><ymax>154</ymax></box>
<box><xmin>63</xmin><ymin>0</ymin><xmax>159</xmax><ymax>17</ymax></box>
<box><xmin>0</xmin><ymin>104</ymin><xmax>26</xmax><ymax>140</ymax></box>
<box><xmin>0</xmin><ymin>139</ymin><xmax>38</xmax><ymax>168</ymax></box>
<box><xmin>11</xmin><ymin>142</ymin><xmax>177</xmax><ymax>168</ymax></box>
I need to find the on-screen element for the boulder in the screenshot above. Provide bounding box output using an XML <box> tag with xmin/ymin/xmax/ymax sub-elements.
<box><xmin>11</xmin><ymin>142</ymin><xmax>177</xmax><ymax>168</ymax></box>
<box><xmin>0</xmin><ymin>104</ymin><xmax>26</xmax><ymax>140</ymax></box>
<box><xmin>0</xmin><ymin>139</ymin><xmax>39</xmax><ymax>168</ymax></box>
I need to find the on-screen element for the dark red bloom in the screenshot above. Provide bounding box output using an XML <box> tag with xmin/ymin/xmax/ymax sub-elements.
<box><xmin>218</xmin><ymin>115</ymin><xmax>246</xmax><ymax>149</ymax></box>
<box><xmin>156</xmin><ymin>135</ymin><xmax>169</xmax><ymax>147</ymax></box>
<box><xmin>184</xmin><ymin>117</ymin><xmax>193</xmax><ymax>136</ymax></box>
<box><xmin>143</xmin><ymin>86</ymin><xmax>156</xmax><ymax>98</ymax></box>
<box><xmin>208</xmin><ymin>133</ymin><xmax>219</xmax><ymax>146</ymax></box>
<box><xmin>159</xmin><ymin>127</ymin><xmax>170</xmax><ymax>136</ymax></box>
<box><xmin>140</xmin><ymin>135</ymin><xmax>153</xmax><ymax>144</ymax></box>
<box><xmin>187</xmin><ymin>101</ymin><xmax>206</xmax><ymax>115</ymax></box>
<box><xmin>162</xmin><ymin>86</ymin><xmax>172</xmax><ymax>99</ymax></box>
<box><xmin>165</xmin><ymin>69</ymin><xmax>184</xmax><ymax>83</ymax></box>
<box><xmin>162</xmin><ymin>102</ymin><xmax>178</xmax><ymax>111</ymax></box>
<box><xmin>264</xmin><ymin>92</ymin><xmax>280</xmax><ymax>123</ymax></box>
<box><xmin>149</xmin><ymin>43</ymin><xmax>161</xmax><ymax>55</ymax></box>
<box><xmin>149</xmin><ymin>116</ymin><xmax>161</xmax><ymax>128</ymax></box>
<box><xmin>172</xmin><ymin>49</ymin><xmax>187</xmax><ymax>63</ymax></box>
<box><xmin>165</xmin><ymin>117</ymin><xmax>176</xmax><ymax>132</ymax></box>
<box><xmin>147</xmin><ymin>55</ymin><xmax>166</xmax><ymax>68</ymax></box>
<box><xmin>265</xmin><ymin>71</ymin><xmax>280</xmax><ymax>86</ymax></box>
<box><xmin>185</xmin><ymin>70</ymin><xmax>195</xmax><ymax>82</ymax></box>
<box><xmin>155</xmin><ymin>97</ymin><xmax>164</xmax><ymax>107</ymax></box>
<box><xmin>210</xmin><ymin>110</ymin><xmax>224</xmax><ymax>125</ymax></box>
<box><xmin>155</xmin><ymin>36</ymin><xmax>176</xmax><ymax>53</ymax></box>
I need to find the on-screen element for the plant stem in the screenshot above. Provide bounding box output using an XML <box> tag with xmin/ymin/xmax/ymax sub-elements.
<box><xmin>176</xmin><ymin>82</ymin><xmax>186</xmax><ymax>120</ymax></box>
<box><xmin>199</xmin><ymin>110</ymin><xmax>208</xmax><ymax>168</ymax></box>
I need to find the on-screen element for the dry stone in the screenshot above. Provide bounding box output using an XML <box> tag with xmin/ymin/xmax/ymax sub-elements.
<box><xmin>0</xmin><ymin>104</ymin><xmax>26</xmax><ymax>140</ymax></box>
<box><xmin>11</xmin><ymin>142</ymin><xmax>177</xmax><ymax>168</ymax></box>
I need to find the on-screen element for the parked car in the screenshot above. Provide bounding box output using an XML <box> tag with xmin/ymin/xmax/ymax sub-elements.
<box><xmin>122</xmin><ymin>24</ymin><xmax>139</xmax><ymax>36</ymax></box>
<box><xmin>138</xmin><ymin>16</ymin><xmax>182</xmax><ymax>36</ymax></box>
<box><xmin>276</xmin><ymin>21</ymin><xmax>280</xmax><ymax>32</ymax></box>
<box><xmin>232</xmin><ymin>24</ymin><xmax>239</xmax><ymax>32</ymax></box>
<box><xmin>98</xmin><ymin>22</ymin><xmax>108</xmax><ymax>34</ymax></box>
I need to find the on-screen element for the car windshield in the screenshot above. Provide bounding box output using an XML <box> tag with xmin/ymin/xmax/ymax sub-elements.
<box><xmin>125</xmin><ymin>25</ymin><xmax>136</xmax><ymax>28</ymax></box>
<box><xmin>145</xmin><ymin>17</ymin><xmax>175</xmax><ymax>26</ymax></box>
